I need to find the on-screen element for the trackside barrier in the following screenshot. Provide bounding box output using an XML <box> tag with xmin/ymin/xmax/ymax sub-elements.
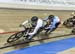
<box><xmin>0</xmin><ymin>33</ymin><xmax>73</xmax><ymax>49</ymax></box>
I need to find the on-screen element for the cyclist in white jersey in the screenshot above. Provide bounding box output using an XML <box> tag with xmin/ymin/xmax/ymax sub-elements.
<box><xmin>20</xmin><ymin>16</ymin><xmax>44</xmax><ymax>40</ymax></box>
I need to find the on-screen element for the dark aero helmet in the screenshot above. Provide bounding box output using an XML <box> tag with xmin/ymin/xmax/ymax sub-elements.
<box><xmin>31</xmin><ymin>16</ymin><xmax>38</xmax><ymax>22</ymax></box>
<box><xmin>48</xmin><ymin>15</ymin><xmax>54</xmax><ymax>20</ymax></box>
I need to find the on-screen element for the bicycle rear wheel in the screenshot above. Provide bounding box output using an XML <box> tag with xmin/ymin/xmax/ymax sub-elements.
<box><xmin>7</xmin><ymin>31</ymin><xmax>24</xmax><ymax>43</ymax></box>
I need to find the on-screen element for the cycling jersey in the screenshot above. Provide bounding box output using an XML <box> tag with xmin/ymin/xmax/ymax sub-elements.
<box><xmin>44</xmin><ymin>16</ymin><xmax>60</xmax><ymax>30</ymax></box>
<box><xmin>21</xmin><ymin>19</ymin><xmax>43</xmax><ymax>36</ymax></box>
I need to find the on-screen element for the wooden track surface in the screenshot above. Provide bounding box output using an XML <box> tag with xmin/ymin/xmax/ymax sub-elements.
<box><xmin>0</xmin><ymin>9</ymin><xmax>74</xmax><ymax>54</ymax></box>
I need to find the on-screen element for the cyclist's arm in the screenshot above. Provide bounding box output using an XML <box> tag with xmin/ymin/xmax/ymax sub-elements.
<box><xmin>28</xmin><ymin>19</ymin><xmax>43</xmax><ymax>35</ymax></box>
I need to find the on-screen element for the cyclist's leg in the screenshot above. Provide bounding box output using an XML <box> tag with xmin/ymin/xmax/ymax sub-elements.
<box><xmin>51</xmin><ymin>22</ymin><xmax>61</xmax><ymax>32</ymax></box>
<box><xmin>45</xmin><ymin>22</ymin><xmax>61</xmax><ymax>35</ymax></box>
<box><xmin>23</xmin><ymin>28</ymin><xmax>34</xmax><ymax>40</ymax></box>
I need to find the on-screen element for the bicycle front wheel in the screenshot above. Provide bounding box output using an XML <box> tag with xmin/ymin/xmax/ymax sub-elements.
<box><xmin>7</xmin><ymin>31</ymin><xmax>24</xmax><ymax>43</ymax></box>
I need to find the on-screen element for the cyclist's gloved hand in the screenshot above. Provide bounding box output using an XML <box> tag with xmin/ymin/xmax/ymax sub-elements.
<box><xmin>28</xmin><ymin>33</ymin><xmax>34</xmax><ymax>36</ymax></box>
<box><xmin>45</xmin><ymin>27</ymin><xmax>50</xmax><ymax>30</ymax></box>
